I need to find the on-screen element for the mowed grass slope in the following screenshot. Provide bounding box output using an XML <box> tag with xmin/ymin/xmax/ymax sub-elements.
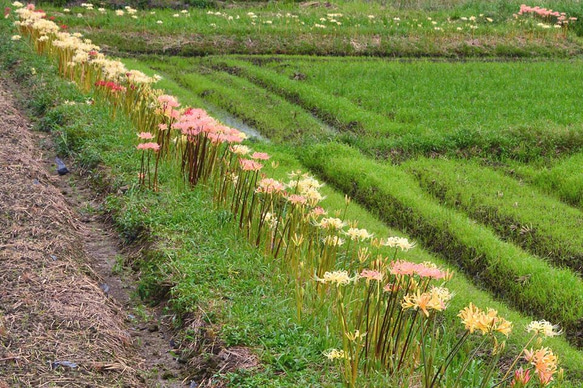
<box><xmin>505</xmin><ymin>153</ymin><xmax>583</xmax><ymax>210</ymax></box>
<box><xmin>404</xmin><ymin>157</ymin><xmax>583</xmax><ymax>274</ymax></box>
<box><xmin>300</xmin><ymin>142</ymin><xmax>583</xmax><ymax>346</ymax></box>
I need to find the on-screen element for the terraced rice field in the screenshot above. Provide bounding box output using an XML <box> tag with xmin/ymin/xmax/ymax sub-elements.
<box><xmin>123</xmin><ymin>53</ymin><xmax>583</xmax><ymax>350</ymax></box>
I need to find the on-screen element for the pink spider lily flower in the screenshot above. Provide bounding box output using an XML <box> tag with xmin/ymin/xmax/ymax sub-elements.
<box><xmin>239</xmin><ymin>159</ymin><xmax>263</xmax><ymax>171</ymax></box>
<box><xmin>137</xmin><ymin>132</ymin><xmax>154</xmax><ymax>140</ymax></box>
<box><xmin>360</xmin><ymin>269</ymin><xmax>384</xmax><ymax>282</ymax></box>
<box><xmin>157</xmin><ymin>94</ymin><xmax>180</xmax><ymax>108</ymax></box>
<box><xmin>389</xmin><ymin>260</ymin><xmax>418</xmax><ymax>276</ymax></box>
<box><xmin>136</xmin><ymin>142</ymin><xmax>160</xmax><ymax>151</ymax></box>
<box><xmin>251</xmin><ymin>152</ymin><xmax>270</xmax><ymax>160</ymax></box>
<box><xmin>256</xmin><ymin>178</ymin><xmax>285</xmax><ymax>194</ymax></box>
<box><xmin>287</xmin><ymin>194</ymin><xmax>307</xmax><ymax>206</ymax></box>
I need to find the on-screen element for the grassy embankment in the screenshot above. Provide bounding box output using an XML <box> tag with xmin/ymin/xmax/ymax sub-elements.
<box><xmin>0</xmin><ymin>26</ymin><xmax>340</xmax><ymax>386</ymax></box>
<box><xmin>34</xmin><ymin>0</ymin><xmax>583</xmax><ymax>57</ymax></box>
<box><xmin>6</xmin><ymin>0</ymin><xmax>583</xmax><ymax>384</ymax></box>
<box><xmin>4</xmin><ymin>20</ymin><xmax>583</xmax><ymax>386</ymax></box>
<box><xmin>118</xmin><ymin>54</ymin><xmax>583</xmax><ymax>343</ymax></box>
<box><xmin>403</xmin><ymin>157</ymin><xmax>583</xmax><ymax>274</ymax></box>
<box><xmin>118</xmin><ymin>58</ymin><xmax>583</xmax><ymax>378</ymax></box>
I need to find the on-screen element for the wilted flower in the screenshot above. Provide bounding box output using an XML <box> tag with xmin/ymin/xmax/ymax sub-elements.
<box><xmin>137</xmin><ymin>132</ymin><xmax>154</xmax><ymax>140</ymax></box>
<box><xmin>263</xmin><ymin>212</ymin><xmax>278</xmax><ymax>229</ymax></box>
<box><xmin>383</xmin><ymin>236</ymin><xmax>415</xmax><ymax>251</ymax></box>
<box><xmin>323</xmin><ymin>348</ymin><xmax>348</xmax><ymax>361</ymax></box>
<box><xmin>345</xmin><ymin>330</ymin><xmax>367</xmax><ymax>342</ymax></box>
<box><xmin>527</xmin><ymin>320</ymin><xmax>562</xmax><ymax>338</ymax></box>
<box><xmin>360</xmin><ymin>269</ymin><xmax>383</xmax><ymax>282</ymax></box>
<box><xmin>322</xmin><ymin>235</ymin><xmax>345</xmax><ymax>247</ymax></box>
<box><xmin>383</xmin><ymin>283</ymin><xmax>401</xmax><ymax>293</ymax></box>
<box><xmin>316</xmin><ymin>270</ymin><xmax>354</xmax><ymax>286</ymax></box>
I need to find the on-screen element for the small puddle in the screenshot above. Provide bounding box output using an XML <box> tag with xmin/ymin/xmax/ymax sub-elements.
<box><xmin>202</xmin><ymin>102</ymin><xmax>267</xmax><ymax>142</ymax></box>
<box><xmin>200</xmin><ymin>100</ymin><xmax>337</xmax><ymax>141</ymax></box>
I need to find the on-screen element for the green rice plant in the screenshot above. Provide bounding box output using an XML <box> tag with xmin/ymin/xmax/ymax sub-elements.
<box><xmin>506</xmin><ymin>153</ymin><xmax>583</xmax><ymax>210</ymax></box>
<box><xmin>300</xmin><ymin>142</ymin><xmax>583</xmax><ymax>344</ymax></box>
<box><xmin>404</xmin><ymin>157</ymin><xmax>583</xmax><ymax>274</ymax></box>
<box><xmin>139</xmin><ymin>56</ymin><xmax>330</xmax><ymax>144</ymax></box>
<box><xmin>218</xmin><ymin>56</ymin><xmax>583</xmax><ymax>161</ymax></box>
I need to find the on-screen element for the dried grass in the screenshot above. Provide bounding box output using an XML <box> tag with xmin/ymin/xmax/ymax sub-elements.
<box><xmin>0</xmin><ymin>79</ymin><xmax>142</xmax><ymax>387</ymax></box>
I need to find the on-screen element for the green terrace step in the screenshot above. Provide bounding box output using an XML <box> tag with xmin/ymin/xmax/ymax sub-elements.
<box><xmin>300</xmin><ymin>142</ymin><xmax>583</xmax><ymax>346</ymax></box>
<box><xmin>404</xmin><ymin>157</ymin><xmax>583</xmax><ymax>274</ymax></box>
<box><xmin>508</xmin><ymin>152</ymin><xmax>583</xmax><ymax>210</ymax></box>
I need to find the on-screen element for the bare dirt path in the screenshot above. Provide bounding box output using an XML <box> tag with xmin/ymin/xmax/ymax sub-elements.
<box><xmin>0</xmin><ymin>78</ymin><xmax>186</xmax><ymax>387</ymax></box>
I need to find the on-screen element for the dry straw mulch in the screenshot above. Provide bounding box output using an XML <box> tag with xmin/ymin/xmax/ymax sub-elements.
<box><xmin>0</xmin><ymin>78</ymin><xmax>143</xmax><ymax>387</ymax></box>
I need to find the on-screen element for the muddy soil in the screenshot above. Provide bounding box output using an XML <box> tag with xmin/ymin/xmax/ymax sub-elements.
<box><xmin>0</xmin><ymin>77</ymin><xmax>187</xmax><ymax>387</ymax></box>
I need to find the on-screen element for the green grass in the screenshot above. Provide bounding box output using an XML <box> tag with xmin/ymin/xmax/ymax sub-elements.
<box><xmin>0</xmin><ymin>28</ymin><xmax>344</xmax><ymax>386</ymax></box>
<box><xmin>403</xmin><ymin>157</ymin><xmax>583</xmax><ymax>274</ymax></box>
<box><xmin>30</xmin><ymin>0</ymin><xmax>583</xmax><ymax>57</ymax></box>
<box><xmin>135</xmin><ymin>57</ymin><xmax>330</xmax><ymax>143</ymax></box>
<box><xmin>6</xmin><ymin>3</ymin><xmax>583</xmax><ymax>384</ymax></box>
<box><xmin>300</xmin><ymin>142</ymin><xmax>583</xmax><ymax>347</ymax></box>
<box><xmin>115</xmin><ymin>56</ymin><xmax>583</xmax><ymax>354</ymax></box>
<box><xmin>504</xmin><ymin>153</ymin><xmax>583</xmax><ymax>210</ymax></box>
<box><xmin>201</xmin><ymin>55</ymin><xmax>583</xmax><ymax>161</ymax></box>
<box><xmin>123</xmin><ymin>54</ymin><xmax>583</xmax><ymax>163</ymax></box>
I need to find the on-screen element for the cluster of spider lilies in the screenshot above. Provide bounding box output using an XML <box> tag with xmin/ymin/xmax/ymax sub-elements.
<box><xmin>7</xmin><ymin>3</ymin><xmax>566</xmax><ymax>386</ymax></box>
